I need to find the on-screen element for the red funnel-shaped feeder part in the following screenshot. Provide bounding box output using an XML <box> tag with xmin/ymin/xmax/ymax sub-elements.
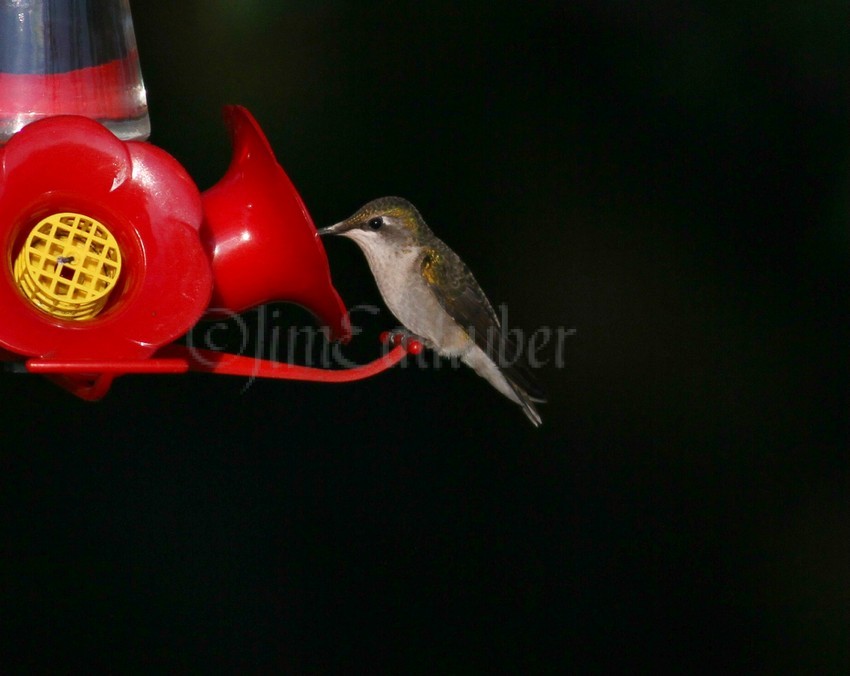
<box><xmin>201</xmin><ymin>106</ymin><xmax>350</xmax><ymax>342</ymax></box>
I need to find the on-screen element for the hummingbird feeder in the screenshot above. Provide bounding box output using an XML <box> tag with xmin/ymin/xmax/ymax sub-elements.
<box><xmin>0</xmin><ymin>0</ymin><xmax>418</xmax><ymax>400</ymax></box>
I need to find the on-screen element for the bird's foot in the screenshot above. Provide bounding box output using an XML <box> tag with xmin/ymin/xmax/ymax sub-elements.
<box><xmin>379</xmin><ymin>329</ymin><xmax>425</xmax><ymax>355</ymax></box>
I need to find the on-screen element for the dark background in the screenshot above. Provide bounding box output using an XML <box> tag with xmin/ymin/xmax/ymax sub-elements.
<box><xmin>1</xmin><ymin>1</ymin><xmax>847</xmax><ymax>671</ymax></box>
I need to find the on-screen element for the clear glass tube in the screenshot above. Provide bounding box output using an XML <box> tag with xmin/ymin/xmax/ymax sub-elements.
<box><xmin>0</xmin><ymin>0</ymin><xmax>150</xmax><ymax>143</ymax></box>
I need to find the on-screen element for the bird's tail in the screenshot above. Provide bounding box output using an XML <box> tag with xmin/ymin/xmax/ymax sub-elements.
<box><xmin>497</xmin><ymin>347</ymin><xmax>546</xmax><ymax>428</ymax></box>
<box><xmin>513</xmin><ymin>384</ymin><xmax>543</xmax><ymax>427</ymax></box>
<box><xmin>463</xmin><ymin>346</ymin><xmax>546</xmax><ymax>427</ymax></box>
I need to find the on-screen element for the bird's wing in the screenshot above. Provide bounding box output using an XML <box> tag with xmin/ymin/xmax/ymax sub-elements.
<box><xmin>420</xmin><ymin>244</ymin><xmax>546</xmax><ymax>402</ymax></box>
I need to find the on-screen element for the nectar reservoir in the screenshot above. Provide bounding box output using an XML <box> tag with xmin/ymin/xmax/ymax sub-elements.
<box><xmin>0</xmin><ymin>0</ymin><xmax>149</xmax><ymax>143</ymax></box>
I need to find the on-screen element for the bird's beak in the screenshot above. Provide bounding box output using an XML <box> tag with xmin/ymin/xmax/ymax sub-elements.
<box><xmin>318</xmin><ymin>221</ymin><xmax>350</xmax><ymax>236</ymax></box>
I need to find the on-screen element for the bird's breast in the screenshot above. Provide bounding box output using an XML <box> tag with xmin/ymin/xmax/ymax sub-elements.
<box><xmin>361</xmin><ymin>245</ymin><xmax>470</xmax><ymax>354</ymax></box>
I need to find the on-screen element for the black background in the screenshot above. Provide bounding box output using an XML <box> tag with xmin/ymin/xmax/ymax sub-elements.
<box><xmin>1</xmin><ymin>2</ymin><xmax>847</xmax><ymax>672</ymax></box>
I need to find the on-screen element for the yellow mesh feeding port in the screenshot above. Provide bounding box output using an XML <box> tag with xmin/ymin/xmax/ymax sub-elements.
<box><xmin>14</xmin><ymin>212</ymin><xmax>122</xmax><ymax>321</ymax></box>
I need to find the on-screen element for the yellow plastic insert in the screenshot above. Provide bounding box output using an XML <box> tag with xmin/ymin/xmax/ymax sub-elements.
<box><xmin>14</xmin><ymin>212</ymin><xmax>122</xmax><ymax>321</ymax></box>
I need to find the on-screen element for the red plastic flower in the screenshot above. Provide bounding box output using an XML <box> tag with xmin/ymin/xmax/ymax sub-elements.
<box><xmin>0</xmin><ymin>114</ymin><xmax>213</xmax><ymax>361</ymax></box>
<box><xmin>0</xmin><ymin>107</ymin><xmax>357</xmax><ymax>399</ymax></box>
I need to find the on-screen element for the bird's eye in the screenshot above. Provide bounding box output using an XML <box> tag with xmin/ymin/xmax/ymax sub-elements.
<box><xmin>367</xmin><ymin>217</ymin><xmax>383</xmax><ymax>230</ymax></box>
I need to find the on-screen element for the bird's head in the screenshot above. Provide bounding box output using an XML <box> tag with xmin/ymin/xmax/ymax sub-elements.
<box><xmin>319</xmin><ymin>196</ymin><xmax>430</xmax><ymax>252</ymax></box>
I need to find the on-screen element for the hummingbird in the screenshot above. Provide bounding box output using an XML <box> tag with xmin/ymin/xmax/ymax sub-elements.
<box><xmin>320</xmin><ymin>196</ymin><xmax>545</xmax><ymax>426</ymax></box>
